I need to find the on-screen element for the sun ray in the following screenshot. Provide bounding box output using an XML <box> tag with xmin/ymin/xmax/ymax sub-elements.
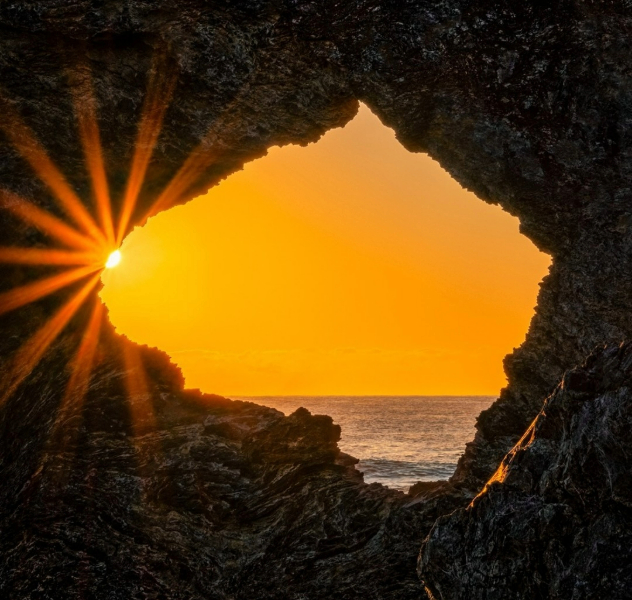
<box><xmin>0</xmin><ymin>273</ymin><xmax>101</xmax><ymax>406</ymax></box>
<box><xmin>0</xmin><ymin>247</ymin><xmax>100</xmax><ymax>266</ymax></box>
<box><xmin>119</xmin><ymin>341</ymin><xmax>160</xmax><ymax>480</ymax></box>
<box><xmin>70</xmin><ymin>69</ymin><xmax>115</xmax><ymax>245</ymax></box>
<box><xmin>144</xmin><ymin>135</ymin><xmax>222</xmax><ymax>219</ymax></box>
<box><xmin>0</xmin><ymin>264</ymin><xmax>102</xmax><ymax>317</ymax></box>
<box><xmin>116</xmin><ymin>53</ymin><xmax>178</xmax><ymax>245</ymax></box>
<box><xmin>0</xmin><ymin>190</ymin><xmax>98</xmax><ymax>252</ymax></box>
<box><xmin>120</xmin><ymin>341</ymin><xmax>156</xmax><ymax>437</ymax></box>
<box><xmin>52</xmin><ymin>299</ymin><xmax>104</xmax><ymax>438</ymax></box>
<box><xmin>142</xmin><ymin>90</ymin><xmax>248</xmax><ymax>221</ymax></box>
<box><xmin>40</xmin><ymin>300</ymin><xmax>104</xmax><ymax>492</ymax></box>
<box><xmin>0</xmin><ymin>92</ymin><xmax>106</xmax><ymax>245</ymax></box>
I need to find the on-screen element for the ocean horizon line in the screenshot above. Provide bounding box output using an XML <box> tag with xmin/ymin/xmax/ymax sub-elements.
<box><xmin>231</xmin><ymin>394</ymin><xmax>497</xmax><ymax>398</ymax></box>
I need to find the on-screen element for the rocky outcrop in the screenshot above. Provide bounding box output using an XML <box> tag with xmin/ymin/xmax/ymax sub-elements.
<box><xmin>0</xmin><ymin>322</ymin><xmax>462</xmax><ymax>599</ymax></box>
<box><xmin>420</xmin><ymin>342</ymin><xmax>632</xmax><ymax>599</ymax></box>
<box><xmin>1</xmin><ymin>1</ymin><xmax>632</xmax><ymax>598</ymax></box>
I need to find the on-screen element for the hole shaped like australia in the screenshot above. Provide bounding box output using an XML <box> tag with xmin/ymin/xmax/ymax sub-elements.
<box><xmin>100</xmin><ymin>103</ymin><xmax>551</xmax><ymax>398</ymax></box>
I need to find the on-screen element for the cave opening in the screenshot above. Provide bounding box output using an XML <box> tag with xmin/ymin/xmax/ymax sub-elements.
<box><xmin>0</xmin><ymin>56</ymin><xmax>550</xmax><ymax>491</ymax></box>
<box><xmin>2</xmin><ymin>4</ymin><xmax>630</xmax><ymax>595</ymax></box>
<box><xmin>98</xmin><ymin>103</ymin><xmax>550</xmax><ymax>490</ymax></box>
<box><xmin>0</xmin><ymin>38</ymin><xmax>550</xmax><ymax>492</ymax></box>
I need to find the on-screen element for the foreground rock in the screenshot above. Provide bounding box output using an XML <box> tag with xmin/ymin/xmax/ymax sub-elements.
<box><xmin>0</xmin><ymin>325</ymin><xmax>461</xmax><ymax>599</ymax></box>
<box><xmin>420</xmin><ymin>342</ymin><xmax>632</xmax><ymax>600</ymax></box>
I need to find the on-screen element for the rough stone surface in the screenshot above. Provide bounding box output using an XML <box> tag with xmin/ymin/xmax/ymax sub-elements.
<box><xmin>420</xmin><ymin>342</ymin><xmax>632</xmax><ymax>600</ymax></box>
<box><xmin>0</xmin><ymin>324</ymin><xmax>461</xmax><ymax>599</ymax></box>
<box><xmin>0</xmin><ymin>1</ymin><xmax>631</xmax><ymax>598</ymax></box>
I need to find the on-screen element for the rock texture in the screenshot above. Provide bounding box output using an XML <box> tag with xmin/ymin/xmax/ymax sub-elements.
<box><xmin>0</xmin><ymin>1</ymin><xmax>631</xmax><ymax>598</ymax></box>
<box><xmin>0</xmin><ymin>323</ymin><xmax>461</xmax><ymax>599</ymax></box>
<box><xmin>420</xmin><ymin>342</ymin><xmax>632</xmax><ymax>599</ymax></box>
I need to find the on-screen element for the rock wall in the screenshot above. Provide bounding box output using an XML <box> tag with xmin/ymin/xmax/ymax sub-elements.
<box><xmin>419</xmin><ymin>342</ymin><xmax>632</xmax><ymax>599</ymax></box>
<box><xmin>0</xmin><ymin>1</ymin><xmax>631</xmax><ymax>598</ymax></box>
<box><xmin>0</xmin><ymin>321</ymin><xmax>460</xmax><ymax>599</ymax></box>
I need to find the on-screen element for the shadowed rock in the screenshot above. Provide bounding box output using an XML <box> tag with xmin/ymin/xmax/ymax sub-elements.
<box><xmin>1</xmin><ymin>1</ymin><xmax>632</xmax><ymax>598</ymax></box>
<box><xmin>0</xmin><ymin>325</ymin><xmax>461</xmax><ymax>599</ymax></box>
<box><xmin>420</xmin><ymin>342</ymin><xmax>632</xmax><ymax>600</ymax></box>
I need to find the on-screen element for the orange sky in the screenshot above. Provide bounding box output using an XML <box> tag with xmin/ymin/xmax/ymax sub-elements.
<box><xmin>100</xmin><ymin>104</ymin><xmax>550</xmax><ymax>396</ymax></box>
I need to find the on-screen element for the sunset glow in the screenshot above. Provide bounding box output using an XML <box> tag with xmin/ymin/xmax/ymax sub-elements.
<box><xmin>101</xmin><ymin>104</ymin><xmax>551</xmax><ymax>397</ymax></box>
<box><xmin>0</xmin><ymin>67</ymin><xmax>549</xmax><ymax>405</ymax></box>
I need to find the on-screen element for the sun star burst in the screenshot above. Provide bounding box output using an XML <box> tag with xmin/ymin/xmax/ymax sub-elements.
<box><xmin>0</xmin><ymin>50</ymin><xmax>183</xmax><ymax>449</ymax></box>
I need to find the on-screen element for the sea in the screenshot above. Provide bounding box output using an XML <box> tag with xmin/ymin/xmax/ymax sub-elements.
<box><xmin>236</xmin><ymin>396</ymin><xmax>495</xmax><ymax>492</ymax></box>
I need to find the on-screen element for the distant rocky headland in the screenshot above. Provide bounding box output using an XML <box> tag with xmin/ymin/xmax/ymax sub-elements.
<box><xmin>0</xmin><ymin>2</ymin><xmax>631</xmax><ymax>598</ymax></box>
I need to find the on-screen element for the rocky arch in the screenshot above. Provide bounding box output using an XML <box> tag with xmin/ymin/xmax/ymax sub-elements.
<box><xmin>0</xmin><ymin>2</ymin><xmax>631</xmax><ymax>598</ymax></box>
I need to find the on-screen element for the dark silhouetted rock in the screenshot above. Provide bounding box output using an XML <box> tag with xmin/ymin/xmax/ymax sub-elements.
<box><xmin>0</xmin><ymin>324</ymin><xmax>461</xmax><ymax>599</ymax></box>
<box><xmin>0</xmin><ymin>1</ymin><xmax>632</xmax><ymax>598</ymax></box>
<box><xmin>420</xmin><ymin>342</ymin><xmax>632</xmax><ymax>600</ymax></box>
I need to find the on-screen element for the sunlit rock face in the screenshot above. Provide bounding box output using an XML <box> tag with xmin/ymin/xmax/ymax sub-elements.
<box><xmin>420</xmin><ymin>342</ymin><xmax>632</xmax><ymax>599</ymax></box>
<box><xmin>0</xmin><ymin>1</ymin><xmax>632</xmax><ymax>599</ymax></box>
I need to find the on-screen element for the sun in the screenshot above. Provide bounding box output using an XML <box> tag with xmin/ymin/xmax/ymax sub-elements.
<box><xmin>105</xmin><ymin>249</ymin><xmax>122</xmax><ymax>269</ymax></box>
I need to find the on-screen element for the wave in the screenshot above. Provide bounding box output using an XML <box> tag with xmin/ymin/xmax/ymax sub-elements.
<box><xmin>357</xmin><ymin>457</ymin><xmax>455</xmax><ymax>491</ymax></box>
